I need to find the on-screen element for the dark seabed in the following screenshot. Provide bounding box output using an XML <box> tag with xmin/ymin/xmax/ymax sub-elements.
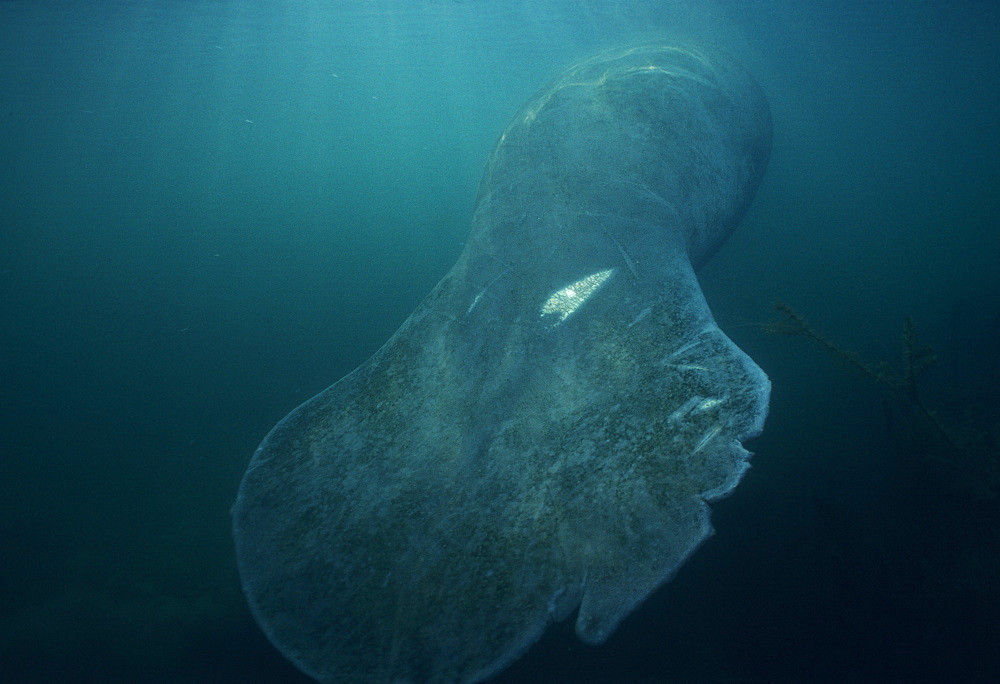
<box><xmin>1</xmin><ymin>1</ymin><xmax>998</xmax><ymax>682</ymax></box>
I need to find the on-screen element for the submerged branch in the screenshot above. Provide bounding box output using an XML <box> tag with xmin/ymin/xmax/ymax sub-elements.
<box><xmin>767</xmin><ymin>301</ymin><xmax>960</xmax><ymax>455</ymax></box>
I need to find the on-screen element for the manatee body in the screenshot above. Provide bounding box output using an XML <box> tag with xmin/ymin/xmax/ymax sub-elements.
<box><xmin>234</xmin><ymin>44</ymin><xmax>771</xmax><ymax>683</ymax></box>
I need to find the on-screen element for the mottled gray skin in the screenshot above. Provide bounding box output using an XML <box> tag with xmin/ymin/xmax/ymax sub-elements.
<box><xmin>233</xmin><ymin>44</ymin><xmax>772</xmax><ymax>683</ymax></box>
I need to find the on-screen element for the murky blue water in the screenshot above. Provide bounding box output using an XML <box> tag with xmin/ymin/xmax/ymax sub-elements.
<box><xmin>2</xmin><ymin>1</ymin><xmax>998</xmax><ymax>681</ymax></box>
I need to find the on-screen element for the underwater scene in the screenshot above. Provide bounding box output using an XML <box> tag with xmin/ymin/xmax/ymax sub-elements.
<box><xmin>2</xmin><ymin>1</ymin><xmax>998</xmax><ymax>682</ymax></box>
